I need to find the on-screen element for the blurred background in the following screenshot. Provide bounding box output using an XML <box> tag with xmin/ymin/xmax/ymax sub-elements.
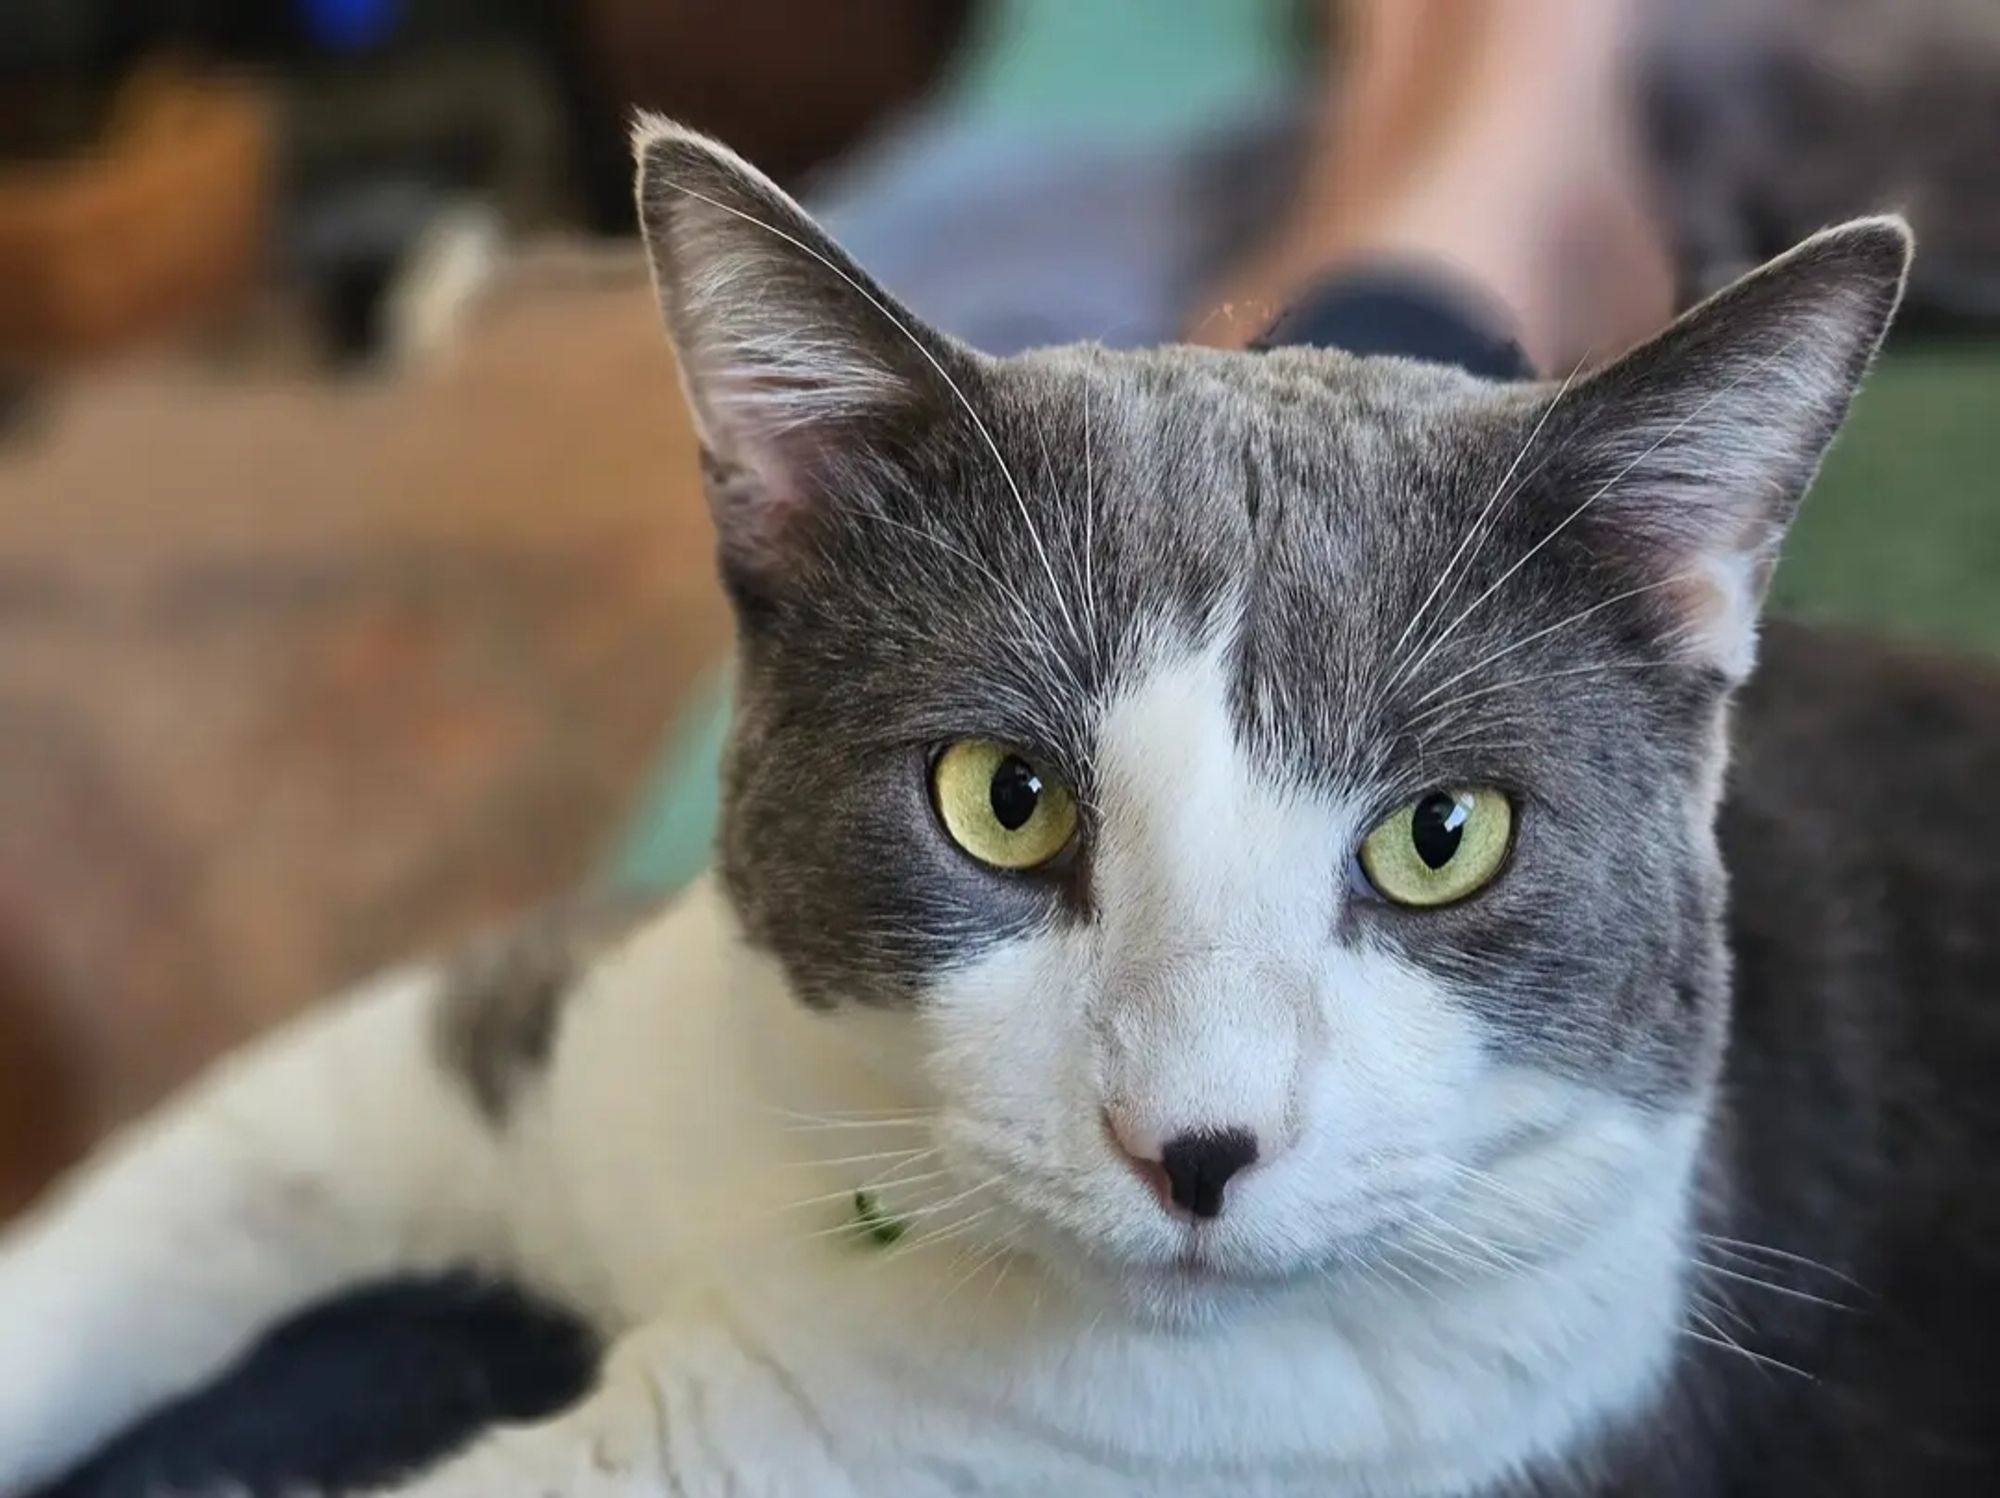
<box><xmin>0</xmin><ymin>0</ymin><xmax>1995</xmax><ymax>1218</ymax></box>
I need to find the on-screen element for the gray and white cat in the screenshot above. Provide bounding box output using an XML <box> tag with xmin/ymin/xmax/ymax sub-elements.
<box><xmin>4</xmin><ymin>119</ymin><xmax>1996</xmax><ymax>1497</ymax></box>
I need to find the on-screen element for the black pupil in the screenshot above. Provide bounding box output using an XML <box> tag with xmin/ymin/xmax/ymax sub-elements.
<box><xmin>989</xmin><ymin>757</ymin><xmax>1043</xmax><ymax>832</ymax></box>
<box><xmin>1411</xmin><ymin>792</ymin><xmax>1470</xmax><ymax>870</ymax></box>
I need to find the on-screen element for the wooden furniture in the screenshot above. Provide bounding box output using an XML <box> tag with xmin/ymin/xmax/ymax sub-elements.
<box><xmin>0</xmin><ymin>68</ymin><xmax>271</xmax><ymax>360</ymax></box>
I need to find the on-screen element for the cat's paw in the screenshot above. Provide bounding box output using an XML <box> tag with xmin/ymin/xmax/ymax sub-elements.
<box><xmin>0</xmin><ymin>1234</ymin><xmax>89</xmax><ymax>1496</ymax></box>
<box><xmin>0</xmin><ymin>1350</ymin><xmax>67</xmax><ymax>1498</ymax></box>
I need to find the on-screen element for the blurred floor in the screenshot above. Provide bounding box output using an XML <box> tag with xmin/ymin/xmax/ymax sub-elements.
<box><xmin>0</xmin><ymin>245</ymin><xmax>729</xmax><ymax>1147</ymax></box>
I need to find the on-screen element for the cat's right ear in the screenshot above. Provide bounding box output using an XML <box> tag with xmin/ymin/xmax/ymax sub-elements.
<box><xmin>1546</xmin><ymin>215</ymin><xmax>1911</xmax><ymax>681</ymax></box>
<box><xmin>632</xmin><ymin>116</ymin><xmax>960</xmax><ymax>612</ymax></box>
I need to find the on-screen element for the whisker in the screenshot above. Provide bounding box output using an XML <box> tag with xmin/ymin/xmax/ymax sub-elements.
<box><xmin>1406</xmin><ymin>570</ymin><xmax>1704</xmax><ymax>711</ymax></box>
<box><xmin>1365</xmin><ymin>1246</ymin><xmax>1449</xmax><ymax>1307</ymax></box>
<box><xmin>1690</xmin><ymin>1284</ymin><xmax>1755</xmax><ymax>1334</ymax></box>
<box><xmin>775</xmin><ymin>1115</ymin><xmax>938</xmax><ymax>1134</ymax></box>
<box><xmin>653</xmin><ymin>177</ymin><xmax>1085</xmax><ymax>652</ymax></box>
<box><xmin>888</xmin><ymin>1204</ymin><xmax>1001</xmax><ymax>1261</ymax></box>
<box><xmin>933</xmin><ymin>1239</ymin><xmax>1016</xmax><ymax>1308</ymax></box>
<box><xmin>1682</xmin><ymin>1327</ymin><xmax>1815</xmax><ymax>1383</ymax></box>
<box><xmin>1390</xmin><ymin>1233</ymin><xmax>1478</xmax><ymax>1289</ymax></box>
<box><xmin>763</xmin><ymin>1102</ymin><xmax>936</xmax><ymax>1120</ymax></box>
<box><xmin>848</xmin><ymin>503</ymin><xmax>1091</xmax><ymax>708</ymax></box>
<box><xmin>1699</xmin><ymin>1235</ymin><xmax>1864</xmax><ymax>1291</ymax></box>
<box><xmin>780</xmin><ymin>1167</ymin><xmax>952</xmax><ymax>1218</ymax></box>
<box><xmin>1383</xmin><ymin>341</ymin><xmax>1800</xmax><ymax>705</ymax></box>
<box><xmin>1403</xmin><ymin>661</ymin><xmax>1672</xmax><ymax>733</ymax></box>
<box><xmin>851</xmin><ymin>508</ymin><xmax>1034</xmax><ymax>617</ymax></box>
<box><xmin>978</xmin><ymin>1242</ymin><xmax>1019</xmax><ymax>1309</ymax></box>
<box><xmin>1380</xmin><ymin>361</ymin><xmax>1586</xmax><ymax>694</ymax></box>
<box><xmin>882</xmin><ymin>1177</ymin><xmax>999</xmax><ymax>1227</ymax></box>
<box><xmin>783</xmin><ymin>1146</ymin><xmax>940</xmax><ymax>1171</ymax></box>
<box><xmin>1408</xmin><ymin>1201</ymin><xmax>1535</xmax><ymax>1275</ymax></box>
<box><xmin>1435</xmin><ymin>1158</ymin><xmax>1592</xmax><ymax>1236</ymax></box>
<box><xmin>1695</xmin><ymin>1258</ymin><xmax>1851</xmax><ymax>1313</ymax></box>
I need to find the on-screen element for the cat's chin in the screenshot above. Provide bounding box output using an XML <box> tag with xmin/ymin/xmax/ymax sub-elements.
<box><xmin>1111</xmin><ymin>1263</ymin><xmax>1289</xmax><ymax>1330</ymax></box>
<box><xmin>1055</xmin><ymin>1246</ymin><xmax>1322</xmax><ymax>1331</ymax></box>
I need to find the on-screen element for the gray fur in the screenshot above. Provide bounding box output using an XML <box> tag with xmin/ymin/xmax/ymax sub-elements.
<box><xmin>434</xmin><ymin>891</ymin><xmax>663</xmax><ymax>1122</ymax></box>
<box><xmin>632</xmin><ymin>120</ymin><xmax>2000</xmax><ymax>1491</ymax></box>
<box><xmin>636</xmin><ymin>122</ymin><xmax>1901</xmax><ymax>1092</ymax></box>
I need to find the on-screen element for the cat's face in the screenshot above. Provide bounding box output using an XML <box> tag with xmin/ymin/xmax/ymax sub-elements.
<box><xmin>634</xmin><ymin>121</ymin><xmax>1908</xmax><ymax>1326</ymax></box>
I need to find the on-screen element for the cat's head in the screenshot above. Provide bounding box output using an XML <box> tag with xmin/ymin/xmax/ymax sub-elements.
<box><xmin>633</xmin><ymin>119</ymin><xmax>1908</xmax><ymax>1327</ymax></box>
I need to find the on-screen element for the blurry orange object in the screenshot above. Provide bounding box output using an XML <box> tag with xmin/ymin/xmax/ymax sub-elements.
<box><xmin>0</xmin><ymin>67</ymin><xmax>272</xmax><ymax>361</ymax></box>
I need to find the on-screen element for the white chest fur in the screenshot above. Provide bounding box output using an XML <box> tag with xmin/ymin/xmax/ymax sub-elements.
<box><xmin>505</xmin><ymin>880</ymin><xmax>1696</xmax><ymax>1496</ymax></box>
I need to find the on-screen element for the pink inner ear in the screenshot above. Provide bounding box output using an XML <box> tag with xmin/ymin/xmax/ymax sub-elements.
<box><xmin>699</xmin><ymin>432</ymin><xmax>819</xmax><ymax>579</ymax></box>
<box><xmin>682</xmin><ymin>330</ymin><xmax>918</xmax><ymax>596</ymax></box>
<box><xmin>1661</xmin><ymin>553</ymin><xmax>1765</xmax><ymax>682</ymax></box>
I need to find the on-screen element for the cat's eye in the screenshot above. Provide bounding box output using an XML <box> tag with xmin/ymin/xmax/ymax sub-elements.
<box><xmin>930</xmin><ymin>740</ymin><xmax>1078</xmax><ymax>871</ymax></box>
<box><xmin>1359</xmin><ymin>787</ymin><xmax>1513</xmax><ymax>908</ymax></box>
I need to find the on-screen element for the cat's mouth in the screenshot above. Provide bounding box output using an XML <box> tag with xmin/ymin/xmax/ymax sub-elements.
<box><xmin>1112</xmin><ymin>1235</ymin><xmax>1319</xmax><ymax>1299</ymax></box>
<box><xmin>1080</xmin><ymin>1239</ymin><xmax>1324</xmax><ymax>1327</ymax></box>
<box><xmin>1139</xmin><ymin>1250</ymin><xmax>1270</xmax><ymax>1290</ymax></box>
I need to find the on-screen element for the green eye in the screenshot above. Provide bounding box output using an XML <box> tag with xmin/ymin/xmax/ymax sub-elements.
<box><xmin>1359</xmin><ymin>787</ymin><xmax>1513</xmax><ymax>908</ymax></box>
<box><xmin>931</xmin><ymin>740</ymin><xmax>1078</xmax><ymax>871</ymax></box>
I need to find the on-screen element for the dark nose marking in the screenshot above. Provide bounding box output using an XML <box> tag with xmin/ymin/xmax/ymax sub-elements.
<box><xmin>1158</xmin><ymin>1129</ymin><xmax>1259</xmax><ymax>1220</ymax></box>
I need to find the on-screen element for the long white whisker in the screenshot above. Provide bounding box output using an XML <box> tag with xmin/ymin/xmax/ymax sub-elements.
<box><xmin>1682</xmin><ymin>1326</ymin><xmax>1815</xmax><ymax>1382</ymax></box>
<box><xmin>1407</xmin><ymin>570</ymin><xmax>1704</xmax><ymax>710</ymax></box>
<box><xmin>1699</xmin><ymin>1235</ymin><xmax>1865</xmax><ymax>1290</ymax></box>
<box><xmin>852</xmin><ymin>508</ymin><xmax>1034</xmax><ymax>616</ymax></box>
<box><xmin>1436</xmin><ymin>1158</ymin><xmax>1592</xmax><ymax>1235</ymax></box>
<box><xmin>781</xmin><ymin>1168</ymin><xmax>952</xmax><ymax>1218</ymax></box>
<box><xmin>847</xmin><ymin>505</ymin><xmax>1086</xmax><ymax>702</ymax></box>
<box><xmin>1409</xmin><ymin>1202</ymin><xmax>1535</xmax><ymax>1274</ymax></box>
<box><xmin>933</xmin><ymin>1239</ymin><xmax>1015</xmax><ymax>1308</ymax></box>
<box><xmin>1390</xmin><ymin>1239</ymin><xmax>1473</xmax><ymax>1291</ymax></box>
<box><xmin>1696</xmin><ymin>1259</ymin><xmax>1850</xmax><ymax>1312</ymax></box>
<box><xmin>1384</xmin><ymin>341</ymin><xmax>1799</xmax><ymax>703</ymax></box>
<box><xmin>1403</xmin><ymin>660</ymin><xmax>1672</xmax><ymax>732</ymax></box>
<box><xmin>1691</xmin><ymin>1284</ymin><xmax>1755</xmax><ymax>1333</ymax></box>
<box><xmin>784</xmin><ymin>1146</ymin><xmax>940</xmax><ymax>1171</ymax></box>
<box><xmin>1381</xmin><ymin>361</ymin><xmax>1586</xmax><ymax>690</ymax></box>
<box><xmin>776</xmin><ymin>1115</ymin><xmax>937</xmax><ymax>1134</ymax></box>
<box><xmin>763</xmin><ymin>1102</ymin><xmax>935</xmax><ymax>1120</ymax></box>
<box><xmin>887</xmin><ymin>1204</ymin><xmax>1001</xmax><ymax>1261</ymax></box>
<box><xmin>1393</xmin><ymin>1230</ymin><xmax>1480</xmax><ymax>1288</ymax></box>
<box><xmin>1365</xmin><ymin>1246</ymin><xmax>1448</xmax><ymax>1307</ymax></box>
<box><xmin>655</xmin><ymin>178</ymin><xmax>1085</xmax><ymax>649</ymax></box>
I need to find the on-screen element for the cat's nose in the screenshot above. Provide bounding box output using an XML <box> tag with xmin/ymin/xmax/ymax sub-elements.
<box><xmin>1159</xmin><ymin>1130</ymin><xmax>1259</xmax><ymax>1219</ymax></box>
<box><xmin>1108</xmin><ymin>1113</ymin><xmax>1261</xmax><ymax>1220</ymax></box>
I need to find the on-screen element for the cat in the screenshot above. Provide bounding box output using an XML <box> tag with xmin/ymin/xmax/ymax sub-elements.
<box><xmin>1646</xmin><ymin>0</ymin><xmax>2000</xmax><ymax>316</ymax></box>
<box><xmin>2</xmin><ymin>117</ymin><xmax>1995</xmax><ymax>1498</ymax></box>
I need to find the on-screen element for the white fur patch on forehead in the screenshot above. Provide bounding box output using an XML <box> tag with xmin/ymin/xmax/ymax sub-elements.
<box><xmin>1092</xmin><ymin>635</ymin><xmax>1356</xmax><ymax>929</ymax></box>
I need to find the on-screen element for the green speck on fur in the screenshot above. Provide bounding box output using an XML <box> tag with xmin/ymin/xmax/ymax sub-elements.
<box><xmin>852</xmin><ymin>1190</ymin><xmax>908</xmax><ymax>1247</ymax></box>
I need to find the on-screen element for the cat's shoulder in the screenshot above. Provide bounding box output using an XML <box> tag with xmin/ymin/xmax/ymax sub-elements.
<box><xmin>431</xmin><ymin>883</ymin><xmax>717</xmax><ymax>1123</ymax></box>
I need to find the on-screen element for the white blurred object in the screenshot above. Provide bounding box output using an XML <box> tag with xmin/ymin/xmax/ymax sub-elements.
<box><xmin>384</xmin><ymin>201</ymin><xmax>503</xmax><ymax>367</ymax></box>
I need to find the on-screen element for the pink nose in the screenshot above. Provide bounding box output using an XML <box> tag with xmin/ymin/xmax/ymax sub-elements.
<box><xmin>1105</xmin><ymin>1112</ymin><xmax>1261</xmax><ymax>1220</ymax></box>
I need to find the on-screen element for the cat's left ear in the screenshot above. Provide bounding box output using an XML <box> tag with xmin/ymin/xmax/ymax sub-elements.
<box><xmin>632</xmin><ymin>115</ymin><xmax>966</xmax><ymax>610</ymax></box>
<box><xmin>1554</xmin><ymin>216</ymin><xmax>1911</xmax><ymax>680</ymax></box>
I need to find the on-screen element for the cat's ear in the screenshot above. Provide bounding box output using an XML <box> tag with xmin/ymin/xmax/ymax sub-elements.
<box><xmin>1555</xmin><ymin>216</ymin><xmax>1911</xmax><ymax>679</ymax></box>
<box><xmin>631</xmin><ymin>115</ymin><xmax>962</xmax><ymax>608</ymax></box>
